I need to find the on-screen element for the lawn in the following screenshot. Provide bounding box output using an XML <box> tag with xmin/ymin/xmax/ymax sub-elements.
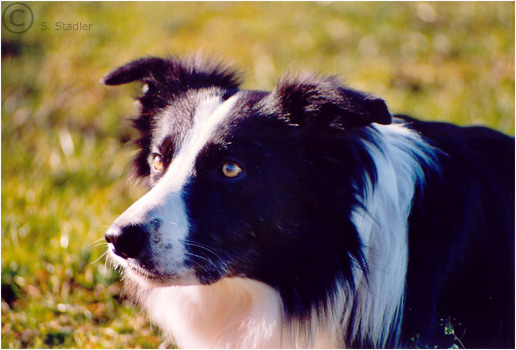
<box><xmin>1</xmin><ymin>2</ymin><xmax>514</xmax><ymax>348</ymax></box>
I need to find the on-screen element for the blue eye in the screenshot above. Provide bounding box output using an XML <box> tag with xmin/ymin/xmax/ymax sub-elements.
<box><xmin>222</xmin><ymin>161</ymin><xmax>243</xmax><ymax>178</ymax></box>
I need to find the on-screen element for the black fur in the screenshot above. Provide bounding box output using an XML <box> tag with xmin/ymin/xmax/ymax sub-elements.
<box><xmin>399</xmin><ymin>117</ymin><xmax>515</xmax><ymax>348</ymax></box>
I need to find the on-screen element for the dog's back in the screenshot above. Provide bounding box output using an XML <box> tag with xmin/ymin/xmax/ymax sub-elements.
<box><xmin>399</xmin><ymin>117</ymin><xmax>515</xmax><ymax>348</ymax></box>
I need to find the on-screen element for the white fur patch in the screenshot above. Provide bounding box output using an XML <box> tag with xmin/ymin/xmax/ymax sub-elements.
<box><xmin>349</xmin><ymin>119</ymin><xmax>438</xmax><ymax>347</ymax></box>
<box><xmin>138</xmin><ymin>277</ymin><xmax>348</xmax><ymax>348</ymax></box>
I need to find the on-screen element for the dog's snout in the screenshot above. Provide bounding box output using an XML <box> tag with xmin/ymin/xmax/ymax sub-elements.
<box><xmin>105</xmin><ymin>224</ymin><xmax>149</xmax><ymax>259</ymax></box>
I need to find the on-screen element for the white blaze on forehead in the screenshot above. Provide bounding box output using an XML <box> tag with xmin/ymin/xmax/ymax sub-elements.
<box><xmin>157</xmin><ymin>93</ymin><xmax>239</xmax><ymax>191</ymax></box>
<box><xmin>129</xmin><ymin>92</ymin><xmax>239</xmax><ymax>216</ymax></box>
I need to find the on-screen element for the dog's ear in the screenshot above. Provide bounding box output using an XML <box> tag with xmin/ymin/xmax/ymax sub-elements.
<box><xmin>102</xmin><ymin>56</ymin><xmax>242</xmax><ymax>108</ymax></box>
<box><xmin>102</xmin><ymin>57</ymin><xmax>170</xmax><ymax>86</ymax></box>
<box><xmin>269</xmin><ymin>73</ymin><xmax>391</xmax><ymax>129</ymax></box>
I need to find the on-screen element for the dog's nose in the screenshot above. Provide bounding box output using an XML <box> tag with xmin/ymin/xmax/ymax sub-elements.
<box><xmin>105</xmin><ymin>224</ymin><xmax>148</xmax><ymax>259</ymax></box>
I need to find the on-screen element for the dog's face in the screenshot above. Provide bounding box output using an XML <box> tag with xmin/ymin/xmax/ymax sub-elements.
<box><xmin>104</xmin><ymin>56</ymin><xmax>391</xmax><ymax>288</ymax></box>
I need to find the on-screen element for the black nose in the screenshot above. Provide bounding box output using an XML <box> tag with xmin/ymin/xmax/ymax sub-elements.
<box><xmin>105</xmin><ymin>224</ymin><xmax>149</xmax><ymax>259</ymax></box>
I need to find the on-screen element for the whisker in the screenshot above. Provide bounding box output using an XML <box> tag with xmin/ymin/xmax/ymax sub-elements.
<box><xmin>89</xmin><ymin>237</ymin><xmax>107</xmax><ymax>247</ymax></box>
<box><xmin>183</xmin><ymin>255</ymin><xmax>204</xmax><ymax>270</ymax></box>
<box><xmin>184</xmin><ymin>240</ymin><xmax>221</xmax><ymax>258</ymax></box>
<box><xmin>185</xmin><ymin>252</ymin><xmax>222</xmax><ymax>274</ymax></box>
<box><xmin>90</xmin><ymin>242</ymin><xmax>108</xmax><ymax>249</ymax></box>
<box><xmin>91</xmin><ymin>251</ymin><xmax>108</xmax><ymax>265</ymax></box>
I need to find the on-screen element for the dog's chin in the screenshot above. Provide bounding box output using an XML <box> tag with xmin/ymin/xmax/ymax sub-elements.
<box><xmin>124</xmin><ymin>265</ymin><xmax>199</xmax><ymax>287</ymax></box>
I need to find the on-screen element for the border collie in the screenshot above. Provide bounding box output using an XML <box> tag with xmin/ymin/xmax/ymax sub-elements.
<box><xmin>103</xmin><ymin>55</ymin><xmax>514</xmax><ymax>348</ymax></box>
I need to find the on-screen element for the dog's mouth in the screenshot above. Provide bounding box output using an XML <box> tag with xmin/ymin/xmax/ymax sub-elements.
<box><xmin>125</xmin><ymin>264</ymin><xmax>180</xmax><ymax>286</ymax></box>
<box><xmin>107</xmin><ymin>249</ymin><xmax>198</xmax><ymax>286</ymax></box>
<box><xmin>128</xmin><ymin>262</ymin><xmax>200</xmax><ymax>286</ymax></box>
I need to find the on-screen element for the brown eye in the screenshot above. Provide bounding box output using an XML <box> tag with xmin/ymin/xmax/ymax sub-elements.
<box><xmin>153</xmin><ymin>154</ymin><xmax>164</xmax><ymax>172</ymax></box>
<box><xmin>222</xmin><ymin>161</ymin><xmax>243</xmax><ymax>178</ymax></box>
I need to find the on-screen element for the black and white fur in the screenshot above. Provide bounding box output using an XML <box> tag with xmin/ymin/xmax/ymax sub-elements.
<box><xmin>103</xmin><ymin>55</ymin><xmax>515</xmax><ymax>348</ymax></box>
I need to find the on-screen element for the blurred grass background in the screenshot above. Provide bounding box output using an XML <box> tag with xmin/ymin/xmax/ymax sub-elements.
<box><xmin>1</xmin><ymin>2</ymin><xmax>514</xmax><ymax>348</ymax></box>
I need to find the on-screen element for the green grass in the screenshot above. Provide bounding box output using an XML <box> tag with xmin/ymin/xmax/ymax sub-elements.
<box><xmin>1</xmin><ymin>2</ymin><xmax>514</xmax><ymax>348</ymax></box>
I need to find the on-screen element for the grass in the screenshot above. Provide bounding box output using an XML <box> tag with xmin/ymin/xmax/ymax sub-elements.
<box><xmin>1</xmin><ymin>2</ymin><xmax>514</xmax><ymax>348</ymax></box>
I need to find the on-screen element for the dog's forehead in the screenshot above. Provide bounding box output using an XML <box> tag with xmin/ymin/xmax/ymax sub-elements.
<box><xmin>151</xmin><ymin>89</ymin><xmax>270</xmax><ymax>149</ymax></box>
<box><xmin>152</xmin><ymin>95</ymin><xmax>197</xmax><ymax>147</ymax></box>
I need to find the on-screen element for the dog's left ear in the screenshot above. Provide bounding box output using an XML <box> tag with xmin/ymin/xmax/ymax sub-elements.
<box><xmin>102</xmin><ymin>56</ymin><xmax>241</xmax><ymax>88</ymax></box>
<box><xmin>102</xmin><ymin>56</ymin><xmax>242</xmax><ymax>110</ymax></box>
<box><xmin>102</xmin><ymin>57</ymin><xmax>170</xmax><ymax>86</ymax></box>
<box><xmin>269</xmin><ymin>73</ymin><xmax>391</xmax><ymax>129</ymax></box>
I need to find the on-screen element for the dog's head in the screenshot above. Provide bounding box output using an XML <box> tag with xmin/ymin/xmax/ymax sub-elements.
<box><xmin>103</xmin><ymin>56</ymin><xmax>391</xmax><ymax>289</ymax></box>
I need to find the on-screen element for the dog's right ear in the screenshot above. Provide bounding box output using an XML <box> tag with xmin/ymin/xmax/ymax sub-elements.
<box><xmin>266</xmin><ymin>73</ymin><xmax>391</xmax><ymax>130</ymax></box>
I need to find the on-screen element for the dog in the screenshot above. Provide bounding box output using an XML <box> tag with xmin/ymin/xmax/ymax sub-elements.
<box><xmin>103</xmin><ymin>55</ymin><xmax>514</xmax><ymax>348</ymax></box>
